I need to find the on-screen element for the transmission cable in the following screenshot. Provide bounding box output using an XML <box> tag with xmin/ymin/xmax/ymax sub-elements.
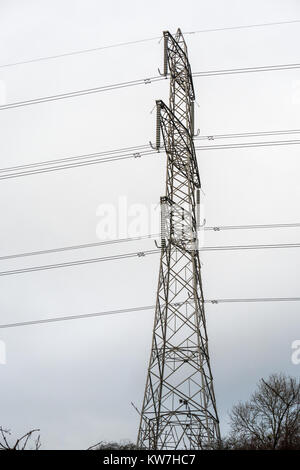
<box><xmin>1</xmin><ymin>19</ymin><xmax>299</xmax><ymax>69</ymax></box>
<box><xmin>0</xmin><ymin>75</ymin><xmax>165</xmax><ymax>111</ymax></box>
<box><xmin>1</xmin><ymin>243</ymin><xmax>300</xmax><ymax>278</ymax></box>
<box><xmin>2</xmin><ymin>129</ymin><xmax>300</xmax><ymax>181</ymax></box>
<box><xmin>196</xmin><ymin>129</ymin><xmax>300</xmax><ymax>141</ymax></box>
<box><xmin>195</xmin><ymin>139</ymin><xmax>300</xmax><ymax>151</ymax></box>
<box><xmin>0</xmin><ymin>149</ymin><xmax>156</xmax><ymax>181</ymax></box>
<box><xmin>1</xmin><ymin>62</ymin><xmax>300</xmax><ymax>111</ymax></box>
<box><xmin>0</xmin><ymin>143</ymin><xmax>150</xmax><ymax>173</ymax></box>
<box><xmin>1</xmin><ymin>223</ymin><xmax>300</xmax><ymax>262</ymax></box>
<box><xmin>205</xmin><ymin>222</ymin><xmax>300</xmax><ymax>231</ymax></box>
<box><xmin>185</xmin><ymin>19</ymin><xmax>300</xmax><ymax>34</ymax></box>
<box><xmin>201</xmin><ymin>242</ymin><xmax>300</xmax><ymax>251</ymax></box>
<box><xmin>0</xmin><ymin>249</ymin><xmax>159</xmax><ymax>278</ymax></box>
<box><xmin>1</xmin><ymin>139</ymin><xmax>299</xmax><ymax>181</ymax></box>
<box><xmin>1</xmin><ymin>296</ymin><xmax>300</xmax><ymax>329</ymax></box>
<box><xmin>0</xmin><ymin>234</ymin><xmax>160</xmax><ymax>262</ymax></box>
<box><xmin>193</xmin><ymin>63</ymin><xmax>300</xmax><ymax>77</ymax></box>
<box><xmin>0</xmin><ymin>36</ymin><xmax>162</xmax><ymax>69</ymax></box>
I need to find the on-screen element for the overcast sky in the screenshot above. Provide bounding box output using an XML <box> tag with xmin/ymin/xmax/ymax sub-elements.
<box><xmin>0</xmin><ymin>0</ymin><xmax>299</xmax><ymax>449</ymax></box>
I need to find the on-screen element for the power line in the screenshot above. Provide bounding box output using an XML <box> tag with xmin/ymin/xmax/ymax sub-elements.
<box><xmin>0</xmin><ymin>36</ymin><xmax>163</xmax><ymax>69</ymax></box>
<box><xmin>0</xmin><ymin>234</ymin><xmax>159</xmax><ymax>262</ymax></box>
<box><xmin>0</xmin><ymin>143</ymin><xmax>149</xmax><ymax>173</ymax></box>
<box><xmin>201</xmin><ymin>242</ymin><xmax>300</xmax><ymax>251</ymax></box>
<box><xmin>1</xmin><ymin>19</ymin><xmax>299</xmax><ymax>69</ymax></box>
<box><xmin>195</xmin><ymin>139</ymin><xmax>300</xmax><ymax>151</ymax></box>
<box><xmin>196</xmin><ymin>129</ymin><xmax>300</xmax><ymax>141</ymax></box>
<box><xmin>185</xmin><ymin>19</ymin><xmax>300</xmax><ymax>35</ymax></box>
<box><xmin>205</xmin><ymin>297</ymin><xmax>300</xmax><ymax>304</ymax></box>
<box><xmin>2</xmin><ymin>223</ymin><xmax>300</xmax><ymax>262</ymax></box>
<box><xmin>1</xmin><ymin>139</ymin><xmax>299</xmax><ymax>181</ymax></box>
<box><xmin>1</xmin><ymin>296</ymin><xmax>299</xmax><ymax>329</ymax></box>
<box><xmin>0</xmin><ymin>149</ymin><xmax>156</xmax><ymax>181</ymax></box>
<box><xmin>193</xmin><ymin>63</ymin><xmax>300</xmax><ymax>77</ymax></box>
<box><xmin>1</xmin><ymin>62</ymin><xmax>300</xmax><ymax>111</ymax></box>
<box><xmin>1</xmin><ymin>129</ymin><xmax>300</xmax><ymax>181</ymax></box>
<box><xmin>0</xmin><ymin>305</ymin><xmax>155</xmax><ymax>329</ymax></box>
<box><xmin>0</xmin><ymin>249</ymin><xmax>159</xmax><ymax>278</ymax></box>
<box><xmin>1</xmin><ymin>242</ymin><xmax>300</xmax><ymax>278</ymax></box>
<box><xmin>205</xmin><ymin>222</ymin><xmax>300</xmax><ymax>231</ymax></box>
<box><xmin>0</xmin><ymin>75</ymin><xmax>166</xmax><ymax>111</ymax></box>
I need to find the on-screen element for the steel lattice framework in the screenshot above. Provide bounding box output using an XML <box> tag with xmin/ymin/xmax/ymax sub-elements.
<box><xmin>137</xmin><ymin>29</ymin><xmax>221</xmax><ymax>450</ymax></box>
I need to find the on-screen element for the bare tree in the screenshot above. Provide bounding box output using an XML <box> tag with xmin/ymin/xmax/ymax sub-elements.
<box><xmin>228</xmin><ymin>373</ymin><xmax>300</xmax><ymax>449</ymax></box>
<box><xmin>88</xmin><ymin>440</ymin><xmax>137</xmax><ymax>450</ymax></box>
<box><xmin>0</xmin><ymin>427</ymin><xmax>41</xmax><ymax>450</ymax></box>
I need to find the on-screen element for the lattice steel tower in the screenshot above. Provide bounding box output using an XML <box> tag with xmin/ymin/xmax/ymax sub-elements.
<box><xmin>137</xmin><ymin>29</ymin><xmax>221</xmax><ymax>450</ymax></box>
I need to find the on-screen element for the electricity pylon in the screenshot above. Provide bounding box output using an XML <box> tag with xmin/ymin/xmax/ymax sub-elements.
<box><xmin>137</xmin><ymin>29</ymin><xmax>221</xmax><ymax>450</ymax></box>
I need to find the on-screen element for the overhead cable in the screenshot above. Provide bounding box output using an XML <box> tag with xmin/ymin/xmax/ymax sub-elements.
<box><xmin>1</xmin><ymin>19</ymin><xmax>299</xmax><ymax>69</ymax></box>
<box><xmin>1</xmin><ymin>224</ymin><xmax>300</xmax><ymax>262</ymax></box>
<box><xmin>1</xmin><ymin>63</ymin><xmax>299</xmax><ymax>111</ymax></box>
<box><xmin>1</xmin><ymin>296</ymin><xmax>300</xmax><ymax>329</ymax></box>
<box><xmin>0</xmin><ymin>76</ymin><xmax>165</xmax><ymax>111</ymax></box>
<box><xmin>195</xmin><ymin>139</ymin><xmax>300</xmax><ymax>151</ymax></box>
<box><xmin>2</xmin><ymin>129</ymin><xmax>300</xmax><ymax>180</ymax></box>
<box><xmin>1</xmin><ymin>243</ymin><xmax>300</xmax><ymax>278</ymax></box>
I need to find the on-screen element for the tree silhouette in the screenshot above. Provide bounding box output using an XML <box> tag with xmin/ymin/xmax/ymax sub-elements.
<box><xmin>227</xmin><ymin>373</ymin><xmax>300</xmax><ymax>449</ymax></box>
<box><xmin>0</xmin><ymin>427</ymin><xmax>41</xmax><ymax>450</ymax></box>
